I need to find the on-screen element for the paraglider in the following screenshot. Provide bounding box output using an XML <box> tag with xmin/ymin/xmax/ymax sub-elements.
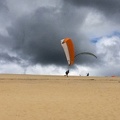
<box><xmin>61</xmin><ymin>38</ymin><xmax>75</xmax><ymax>66</ymax></box>
<box><xmin>61</xmin><ymin>38</ymin><xmax>97</xmax><ymax>66</ymax></box>
<box><xmin>61</xmin><ymin>38</ymin><xmax>97</xmax><ymax>76</ymax></box>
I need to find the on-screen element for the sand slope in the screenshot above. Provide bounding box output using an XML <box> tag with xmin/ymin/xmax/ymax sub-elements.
<box><xmin>0</xmin><ymin>74</ymin><xmax>120</xmax><ymax>120</ymax></box>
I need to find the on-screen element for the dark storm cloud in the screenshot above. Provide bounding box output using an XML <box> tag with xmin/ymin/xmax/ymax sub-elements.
<box><xmin>0</xmin><ymin>52</ymin><xmax>20</xmax><ymax>64</ymax></box>
<box><xmin>64</xmin><ymin>0</ymin><xmax>120</xmax><ymax>20</ymax></box>
<box><xmin>0</xmin><ymin>0</ymin><xmax>8</xmax><ymax>11</ymax></box>
<box><xmin>0</xmin><ymin>0</ymin><xmax>9</xmax><ymax>22</ymax></box>
<box><xmin>6</xmin><ymin>7</ymin><xmax>65</xmax><ymax>66</ymax></box>
<box><xmin>0</xmin><ymin>0</ymin><xmax>102</xmax><ymax>71</ymax></box>
<box><xmin>5</xmin><ymin>5</ymin><xmax>95</xmax><ymax>67</ymax></box>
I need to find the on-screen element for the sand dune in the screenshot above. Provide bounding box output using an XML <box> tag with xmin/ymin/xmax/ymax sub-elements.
<box><xmin>0</xmin><ymin>74</ymin><xmax>120</xmax><ymax>120</ymax></box>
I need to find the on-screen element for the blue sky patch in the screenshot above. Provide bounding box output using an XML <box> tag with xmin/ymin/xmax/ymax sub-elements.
<box><xmin>91</xmin><ymin>31</ymin><xmax>120</xmax><ymax>44</ymax></box>
<box><xmin>91</xmin><ymin>37</ymin><xmax>102</xmax><ymax>43</ymax></box>
<box><xmin>107</xmin><ymin>31</ymin><xmax>120</xmax><ymax>38</ymax></box>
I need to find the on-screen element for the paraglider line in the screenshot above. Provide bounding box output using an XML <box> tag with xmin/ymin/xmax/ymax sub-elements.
<box><xmin>75</xmin><ymin>52</ymin><xmax>97</xmax><ymax>59</ymax></box>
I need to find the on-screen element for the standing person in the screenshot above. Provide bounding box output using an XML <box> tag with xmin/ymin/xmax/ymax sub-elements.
<box><xmin>65</xmin><ymin>70</ymin><xmax>69</xmax><ymax>77</ymax></box>
<box><xmin>87</xmin><ymin>73</ymin><xmax>89</xmax><ymax>76</ymax></box>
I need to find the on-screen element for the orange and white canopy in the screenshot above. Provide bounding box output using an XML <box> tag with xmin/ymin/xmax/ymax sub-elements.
<box><xmin>61</xmin><ymin>38</ymin><xmax>75</xmax><ymax>66</ymax></box>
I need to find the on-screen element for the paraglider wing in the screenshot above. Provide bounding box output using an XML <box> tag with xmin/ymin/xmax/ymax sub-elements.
<box><xmin>75</xmin><ymin>52</ymin><xmax>97</xmax><ymax>59</ymax></box>
<box><xmin>61</xmin><ymin>38</ymin><xmax>75</xmax><ymax>65</ymax></box>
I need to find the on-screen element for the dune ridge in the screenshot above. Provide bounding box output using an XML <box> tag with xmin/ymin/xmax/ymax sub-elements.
<box><xmin>0</xmin><ymin>74</ymin><xmax>120</xmax><ymax>120</ymax></box>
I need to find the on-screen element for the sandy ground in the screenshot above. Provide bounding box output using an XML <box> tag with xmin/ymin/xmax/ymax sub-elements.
<box><xmin>0</xmin><ymin>74</ymin><xmax>120</xmax><ymax>120</ymax></box>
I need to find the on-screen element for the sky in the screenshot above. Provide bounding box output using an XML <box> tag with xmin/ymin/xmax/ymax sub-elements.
<box><xmin>0</xmin><ymin>0</ymin><xmax>120</xmax><ymax>76</ymax></box>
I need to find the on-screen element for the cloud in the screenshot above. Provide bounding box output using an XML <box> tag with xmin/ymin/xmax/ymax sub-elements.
<box><xmin>0</xmin><ymin>63</ymin><xmax>23</xmax><ymax>74</ymax></box>
<box><xmin>93</xmin><ymin>33</ymin><xmax>120</xmax><ymax>76</ymax></box>
<box><xmin>0</xmin><ymin>0</ymin><xmax>120</xmax><ymax>76</ymax></box>
<box><xmin>4</xmin><ymin>4</ymin><xmax>96</xmax><ymax>67</ymax></box>
<box><xmin>6</xmin><ymin>7</ymin><xmax>66</xmax><ymax>66</ymax></box>
<box><xmin>96</xmin><ymin>34</ymin><xmax>120</xmax><ymax>63</ymax></box>
<box><xmin>63</xmin><ymin>0</ymin><xmax>120</xmax><ymax>18</ymax></box>
<box><xmin>0</xmin><ymin>52</ymin><xmax>20</xmax><ymax>64</ymax></box>
<box><xmin>0</xmin><ymin>0</ymin><xmax>8</xmax><ymax>12</ymax></box>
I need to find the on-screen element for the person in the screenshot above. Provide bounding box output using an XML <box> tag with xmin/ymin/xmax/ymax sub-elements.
<box><xmin>65</xmin><ymin>70</ymin><xmax>69</xmax><ymax>77</ymax></box>
<box><xmin>87</xmin><ymin>73</ymin><xmax>89</xmax><ymax>76</ymax></box>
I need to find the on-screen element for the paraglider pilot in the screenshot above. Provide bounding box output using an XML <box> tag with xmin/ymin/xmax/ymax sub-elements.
<box><xmin>65</xmin><ymin>70</ymin><xmax>69</xmax><ymax>77</ymax></box>
<box><xmin>87</xmin><ymin>73</ymin><xmax>89</xmax><ymax>76</ymax></box>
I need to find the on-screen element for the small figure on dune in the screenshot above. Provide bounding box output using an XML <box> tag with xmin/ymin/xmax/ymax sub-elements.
<box><xmin>87</xmin><ymin>73</ymin><xmax>89</xmax><ymax>76</ymax></box>
<box><xmin>65</xmin><ymin>70</ymin><xmax>69</xmax><ymax>77</ymax></box>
